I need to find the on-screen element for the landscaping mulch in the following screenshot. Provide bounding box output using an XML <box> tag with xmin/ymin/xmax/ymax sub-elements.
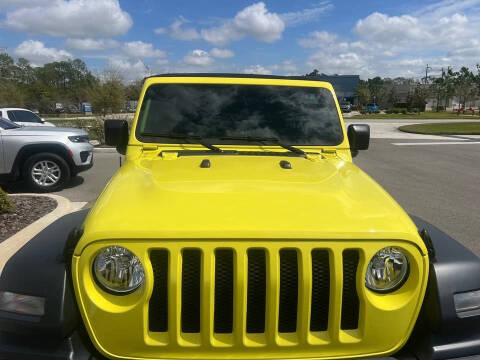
<box><xmin>0</xmin><ymin>196</ymin><xmax>57</xmax><ymax>243</ymax></box>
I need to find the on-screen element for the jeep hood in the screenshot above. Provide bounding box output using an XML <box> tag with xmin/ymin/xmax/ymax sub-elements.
<box><xmin>78</xmin><ymin>154</ymin><xmax>422</xmax><ymax>253</ymax></box>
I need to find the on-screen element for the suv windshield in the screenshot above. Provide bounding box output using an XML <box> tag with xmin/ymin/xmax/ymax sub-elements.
<box><xmin>0</xmin><ymin>117</ymin><xmax>21</xmax><ymax>129</ymax></box>
<box><xmin>137</xmin><ymin>83</ymin><xmax>343</xmax><ymax>145</ymax></box>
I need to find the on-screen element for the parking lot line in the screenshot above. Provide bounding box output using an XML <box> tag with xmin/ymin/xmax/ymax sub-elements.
<box><xmin>392</xmin><ymin>141</ymin><xmax>480</xmax><ymax>146</ymax></box>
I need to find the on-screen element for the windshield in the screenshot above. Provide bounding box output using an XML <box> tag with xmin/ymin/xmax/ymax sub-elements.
<box><xmin>136</xmin><ymin>83</ymin><xmax>343</xmax><ymax>145</ymax></box>
<box><xmin>0</xmin><ymin>117</ymin><xmax>21</xmax><ymax>130</ymax></box>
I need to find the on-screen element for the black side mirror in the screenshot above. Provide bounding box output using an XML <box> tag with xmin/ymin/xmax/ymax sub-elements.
<box><xmin>347</xmin><ymin>124</ymin><xmax>370</xmax><ymax>157</ymax></box>
<box><xmin>105</xmin><ymin>119</ymin><xmax>129</xmax><ymax>155</ymax></box>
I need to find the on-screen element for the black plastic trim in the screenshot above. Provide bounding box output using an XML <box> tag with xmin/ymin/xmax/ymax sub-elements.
<box><xmin>0</xmin><ymin>210</ymin><xmax>88</xmax><ymax>338</ymax></box>
<box><xmin>144</xmin><ymin>73</ymin><xmax>332</xmax><ymax>81</ymax></box>
<box><xmin>403</xmin><ymin>215</ymin><xmax>480</xmax><ymax>360</ymax></box>
<box><xmin>11</xmin><ymin>143</ymin><xmax>76</xmax><ymax>179</ymax></box>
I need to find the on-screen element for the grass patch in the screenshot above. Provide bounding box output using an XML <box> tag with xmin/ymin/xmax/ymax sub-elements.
<box><xmin>399</xmin><ymin>122</ymin><xmax>480</xmax><ymax>135</ymax></box>
<box><xmin>351</xmin><ymin>112</ymin><xmax>480</xmax><ymax>120</ymax></box>
<box><xmin>0</xmin><ymin>187</ymin><xmax>14</xmax><ymax>214</ymax></box>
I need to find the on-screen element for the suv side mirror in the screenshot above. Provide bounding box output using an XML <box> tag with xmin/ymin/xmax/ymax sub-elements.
<box><xmin>347</xmin><ymin>124</ymin><xmax>370</xmax><ymax>157</ymax></box>
<box><xmin>105</xmin><ymin>119</ymin><xmax>129</xmax><ymax>155</ymax></box>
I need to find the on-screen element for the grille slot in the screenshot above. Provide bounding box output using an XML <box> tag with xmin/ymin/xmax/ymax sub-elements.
<box><xmin>181</xmin><ymin>249</ymin><xmax>202</xmax><ymax>333</ymax></box>
<box><xmin>214</xmin><ymin>249</ymin><xmax>234</xmax><ymax>333</ymax></box>
<box><xmin>147</xmin><ymin>245</ymin><xmax>362</xmax><ymax>343</ymax></box>
<box><xmin>149</xmin><ymin>250</ymin><xmax>169</xmax><ymax>332</ymax></box>
<box><xmin>310</xmin><ymin>250</ymin><xmax>330</xmax><ymax>332</ymax></box>
<box><xmin>246</xmin><ymin>249</ymin><xmax>266</xmax><ymax>333</ymax></box>
<box><xmin>341</xmin><ymin>250</ymin><xmax>360</xmax><ymax>330</ymax></box>
<box><xmin>278</xmin><ymin>249</ymin><xmax>298</xmax><ymax>333</ymax></box>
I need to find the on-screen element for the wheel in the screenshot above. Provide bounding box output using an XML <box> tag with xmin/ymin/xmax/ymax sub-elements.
<box><xmin>23</xmin><ymin>153</ymin><xmax>71</xmax><ymax>192</ymax></box>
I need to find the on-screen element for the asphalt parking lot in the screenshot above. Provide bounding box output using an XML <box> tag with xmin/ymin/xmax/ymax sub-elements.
<box><xmin>11</xmin><ymin>119</ymin><xmax>479</xmax><ymax>256</ymax></box>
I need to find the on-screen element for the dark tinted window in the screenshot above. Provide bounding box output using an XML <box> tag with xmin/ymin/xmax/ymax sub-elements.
<box><xmin>137</xmin><ymin>84</ymin><xmax>343</xmax><ymax>145</ymax></box>
<box><xmin>10</xmin><ymin>110</ymin><xmax>42</xmax><ymax>123</ymax></box>
<box><xmin>0</xmin><ymin>117</ymin><xmax>20</xmax><ymax>129</ymax></box>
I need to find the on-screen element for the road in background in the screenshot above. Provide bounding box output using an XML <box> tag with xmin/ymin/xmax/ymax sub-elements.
<box><xmin>355</xmin><ymin>139</ymin><xmax>479</xmax><ymax>256</ymax></box>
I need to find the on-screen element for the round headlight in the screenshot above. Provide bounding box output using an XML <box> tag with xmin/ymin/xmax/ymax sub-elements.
<box><xmin>365</xmin><ymin>247</ymin><xmax>409</xmax><ymax>293</ymax></box>
<box><xmin>93</xmin><ymin>246</ymin><xmax>145</xmax><ymax>294</ymax></box>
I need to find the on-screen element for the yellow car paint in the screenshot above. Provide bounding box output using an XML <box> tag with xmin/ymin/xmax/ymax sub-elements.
<box><xmin>72</xmin><ymin>76</ymin><xmax>429</xmax><ymax>360</ymax></box>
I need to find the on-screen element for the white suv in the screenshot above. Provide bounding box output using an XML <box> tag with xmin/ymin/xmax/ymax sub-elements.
<box><xmin>0</xmin><ymin>117</ymin><xmax>93</xmax><ymax>191</ymax></box>
<box><xmin>0</xmin><ymin>108</ymin><xmax>55</xmax><ymax>127</ymax></box>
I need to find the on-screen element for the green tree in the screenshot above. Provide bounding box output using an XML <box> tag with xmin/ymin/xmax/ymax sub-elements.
<box><xmin>90</xmin><ymin>79</ymin><xmax>125</xmax><ymax>115</ymax></box>
<box><xmin>355</xmin><ymin>82</ymin><xmax>371</xmax><ymax>106</ymax></box>
<box><xmin>454</xmin><ymin>67</ymin><xmax>477</xmax><ymax>108</ymax></box>
<box><xmin>366</xmin><ymin>76</ymin><xmax>386</xmax><ymax>105</ymax></box>
<box><xmin>0</xmin><ymin>53</ymin><xmax>15</xmax><ymax>79</ymax></box>
<box><xmin>124</xmin><ymin>79</ymin><xmax>143</xmax><ymax>101</ymax></box>
<box><xmin>0</xmin><ymin>81</ymin><xmax>25</xmax><ymax>107</ymax></box>
<box><xmin>14</xmin><ymin>58</ymin><xmax>36</xmax><ymax>84</ymax></box>
<box><xmin>407</xmin><ymin>84</ymin><xmax>430</xmax><ymax>111</ymax></box>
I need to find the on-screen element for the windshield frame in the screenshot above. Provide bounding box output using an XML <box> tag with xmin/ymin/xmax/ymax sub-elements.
<box><xmin>134</xmin><ymin>78</ymin><xmax>345</xmax><ymax>148</ymax></box>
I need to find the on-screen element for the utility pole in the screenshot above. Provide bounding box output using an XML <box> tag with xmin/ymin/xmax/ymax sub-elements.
<box><xmin>424</xmin><ymin>64</ymin><xmax>432</xmax><ymax>84</ymax></box>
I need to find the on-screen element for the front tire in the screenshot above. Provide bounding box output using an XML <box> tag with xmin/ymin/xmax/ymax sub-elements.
<box><xmin>23</xmin><ymin>153</ymin><xmax>71</xmax><ymax>192</ymax></box>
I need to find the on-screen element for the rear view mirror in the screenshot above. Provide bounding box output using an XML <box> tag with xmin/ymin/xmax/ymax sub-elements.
<box><xmin>105</xmin><ymin>119</ymin><xmax>129</xmax><ymax>155</ymax></box>
<box><xmin>347</xmin><ymin>124</ymin><xmax>370</xmax><ymax>157</ymax></box>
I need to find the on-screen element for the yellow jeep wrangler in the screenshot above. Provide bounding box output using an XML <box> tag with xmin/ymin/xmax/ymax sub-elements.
<box><xmin>1</xmin><ymin>74</ymin><xmax>479</xmax><ymax>360</ymax></box>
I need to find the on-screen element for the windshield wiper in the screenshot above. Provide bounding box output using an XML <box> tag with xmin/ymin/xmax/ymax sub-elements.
<box><xmin>140</xmin><ymin>132</ymin><xmax>222</xmax><ymax>152</ymax></box>
<box><xmin>220</xmin><ymin>136</ymin><xmax>305</xmax><ymax>156</ymax></box>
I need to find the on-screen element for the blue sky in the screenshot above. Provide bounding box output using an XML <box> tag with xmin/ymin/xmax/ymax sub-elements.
<box><xmin>1</xmin><ymin>0</ymin><xmax>480</xmax><ymax>80</ymax></box>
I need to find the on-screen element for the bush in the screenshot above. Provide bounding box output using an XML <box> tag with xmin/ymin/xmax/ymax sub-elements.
<box><xmin>0</xmin><ymin>187</ymin><xmax>14</xmax><ymax>214</ymax></box>
<box><xmin>387</xmin><ymin>108</ymin><xmax>405</xmax><ymax>114</ymax></box>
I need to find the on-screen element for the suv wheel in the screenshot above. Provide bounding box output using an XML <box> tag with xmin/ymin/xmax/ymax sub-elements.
<box><xmin>23</xmin><ymin>153</ymin><xmax>71</xmax><ymax>192</ymax></box>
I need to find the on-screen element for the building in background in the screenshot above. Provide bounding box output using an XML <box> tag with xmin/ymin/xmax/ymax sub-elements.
<box><xmin>308</xmin><ymin>75</ymin><xmax>360</xmax><ymax>104</ymax></box>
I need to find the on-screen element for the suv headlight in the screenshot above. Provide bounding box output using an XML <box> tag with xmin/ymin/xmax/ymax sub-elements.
<box><xmin>365</xmin><ymin>247</ymin><xmax>409</xmax><ymax>293</ymax></box>
<box><xmin>68</xmin><ymin>135</ymin><xmax>89</xmax><ymax>143</ymax></box>
<box><xmin>93</xmin><ymin>246</ymin><xmax>145</xmax><ymax>295</ymax></box>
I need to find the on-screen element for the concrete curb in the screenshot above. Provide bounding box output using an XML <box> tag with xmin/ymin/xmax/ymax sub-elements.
<box><xmin>93</xmin><ymin>147</ymin><xmax>117</xmax><ymax>153</ymax></box>
<box><xmin>0</xmin><ymin>194</ymin><xmax>87</xmax><ymax>275</ymax></box>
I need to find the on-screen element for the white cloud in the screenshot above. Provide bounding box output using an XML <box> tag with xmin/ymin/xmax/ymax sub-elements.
<box><xmin>107</xmin><ymin>59</ymin><xmax>149</xmax><ymax>81</ymax></box>
<box><xmin>201</xmin><ymin>2</ymin><xmax>284</xmax><ymax>46</ymax></box>
<box><xmin>354</xmin><ymin>13</ymin><xmax>430</xmax><ymax>45</ymax></box>
<box><xmin>298</xmin><ymin>30</ymin><xmax>338</xmax><ymax>48</ymax></box>
<box><xmin>156</xmin><ymin>58</ymin><xmax>169</xmax><ymax>66</ymax></box>
<box><xmin>122</xmin><ymin>41</ymin><xmax>166</xmax><ymax>58</ymax></box>
<box><xmin>4</xmin><ymin>0</ymin><xmax>132</xmax><ymax>37</ymax></box>
<box><xmin>210</xmin><ymin>48</ymin><xmax>234</xmax><ymax>58</ymax></box>
<box><xmin>170</xmin><ymin>17</ymin><xmax>201</xmax><ymax>41</ymax></box>
<box><xmin>280</xmin><ymin>2</ymin><xmax>333</xmax><ymax>26</ymax></box>
<box><xmin>300</xmin><ymin>0</ymin><xmax>480</xmax><ymax>78</ymax></box>
<box><xmin>183</xmin><ymin>49</ymin><xmax>214</xmax><ymax>67</ymax></box>
<box><xmin>154</xmin><ymin>27</ymin><xmax>167</xmax><ymax>35</ymax></box>
<box><xmin>233</xmin><ymin>2</ymin><xmax>284</xmax><ymax>42</ymax></box>
<box><xmin>161</xmin><ymin>3</ymin><xmax>285</xmax><ymax>46</ymax></box>
<box><xmin>65</xmin><ymin>38</ymin><xmax>119</xmax><ymax>51</ymax></box>
<box><xmin>14</xmin><ymin>40</ymin><xmax>72</xmax><ymax>66</ymax></box>
<box><xmin>0</xmin><ymin>0</ymin><xmax>50</xmax><ymax>7</ymax></box>
<box><xmin>243</xmin><ymin>65</ymin><xmax>272</xmax><ymax>75</ymax></box>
